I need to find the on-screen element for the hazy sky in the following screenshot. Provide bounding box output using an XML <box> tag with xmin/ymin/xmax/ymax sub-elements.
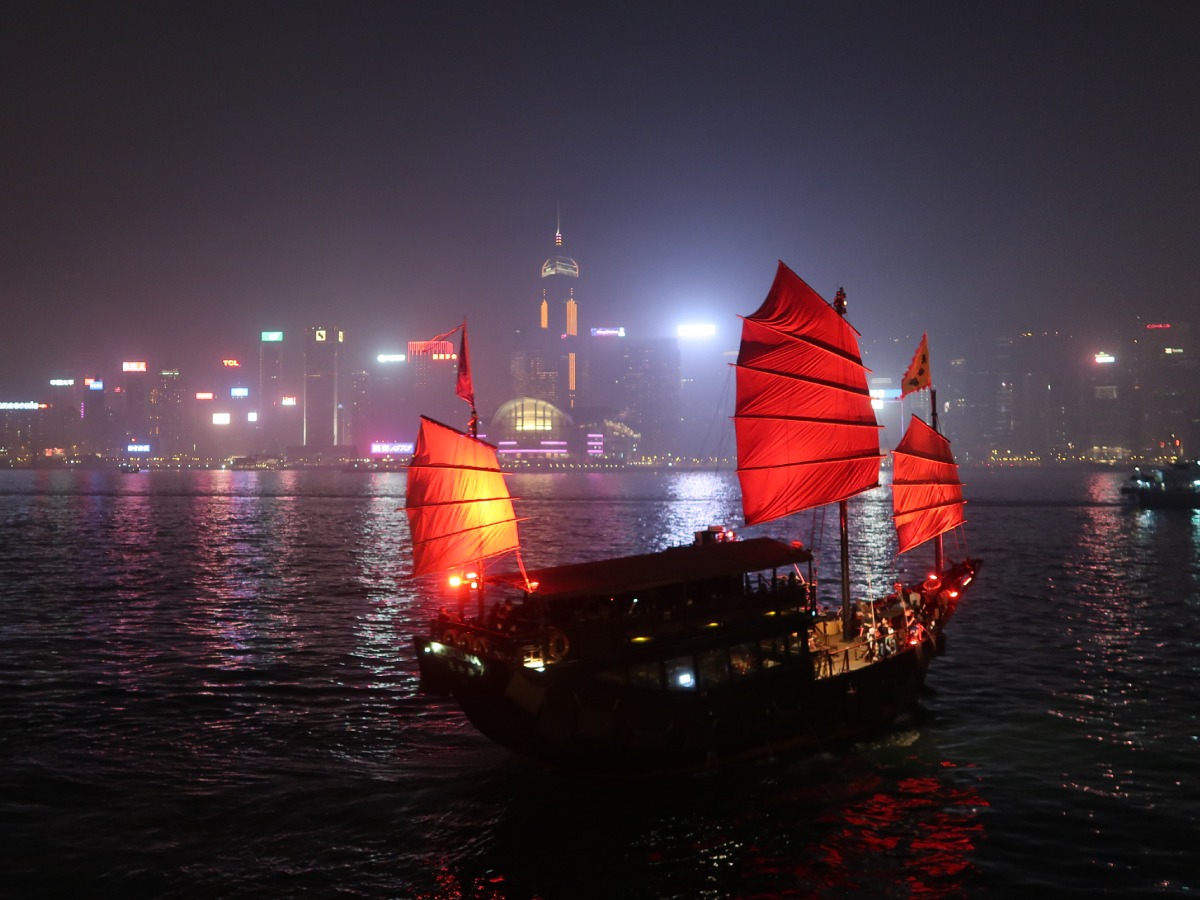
<box><xmin>3</xmin><ymin>1</ymin><xmax>1198</xmax><ymax>396</ymax></box>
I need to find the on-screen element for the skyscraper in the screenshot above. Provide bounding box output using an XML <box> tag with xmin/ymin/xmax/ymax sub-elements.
<box><xmin>303</xmin><ymin>326</ymin><xmax>344</xmax><ymax>453</ymax></box>
<box><xmin>516</xmin><ymin>220</ymin><xmax>583</xmax><ymax>410</ymax></box>
<box><xmin>257</xmin><ymin>330</ymin><xmax>285</xmax><ymax>455</ymax></box>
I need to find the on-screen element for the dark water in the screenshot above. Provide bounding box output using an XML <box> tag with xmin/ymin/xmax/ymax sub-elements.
<box><xmin>1</xmin><ymin>466</ymin><xmax>1197</xmax><ymax>898</ymax></box>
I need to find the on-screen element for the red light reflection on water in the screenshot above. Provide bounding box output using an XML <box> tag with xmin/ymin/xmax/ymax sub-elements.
<box><xmin>413</xmin><ymin>865</ymin><xmax>508</xmax><ymax>900</ymax></box>
<box><xmin>736</xmin><ymin>763</ymin><xmax>988</xmax><ymax>898</ymax></box>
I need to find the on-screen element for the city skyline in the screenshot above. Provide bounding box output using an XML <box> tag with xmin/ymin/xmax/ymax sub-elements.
<box><xmin>4</xmin><ymin>3</ymin><xmax>1198</xmax><ymax>397</ymax></box>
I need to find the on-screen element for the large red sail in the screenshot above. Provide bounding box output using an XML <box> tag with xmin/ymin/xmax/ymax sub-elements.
<box><xmin>735</xmin><ymin>262</ymin><xmax>883</xmax><ymax>526</ymax></box>
<box><xmin>892</xmin><ymin>414</ymin><xmax>966</xmax><ymax>554</ymax></box>
<box><xmin>405</xmin><ymin>416</ymin><xmax>520</xmax><ymax>577</ymax></box>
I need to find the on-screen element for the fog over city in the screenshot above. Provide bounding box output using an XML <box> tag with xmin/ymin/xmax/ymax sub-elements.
<box><xmin>4</xmin><ymin>2</ymin><xmax>1198</xmax><ymax>405</ymax></box>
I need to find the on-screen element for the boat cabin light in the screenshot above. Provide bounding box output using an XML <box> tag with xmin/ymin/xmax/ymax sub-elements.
<box><xmin>675</xmin><ymin>671</ymin><xmax>695</xmax><ymax>688</ymax></box>
<box><xmin>630</xmin><ymin>635</ymin><xmax>652</xmax><ymax>644</ymax></box>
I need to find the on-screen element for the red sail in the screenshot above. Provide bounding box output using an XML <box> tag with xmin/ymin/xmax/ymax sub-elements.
<box><xmin>405</xmin><ymin>416</ymin><xmax>520</xmax><ymax>577</ymax></box>
<box><xmin>735</xmin><ymin>261</ymin><xmax>883</xmax><ymax>526</ymax></box>
<box><xmin>892</xmin><ymin>414</ymin><xmax>966</xmax><ymax>554</ymax></box>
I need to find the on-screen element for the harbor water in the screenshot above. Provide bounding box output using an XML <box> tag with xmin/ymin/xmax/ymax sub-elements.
<box><xmin>1</xmin><ymin>466</ymin><xmax>1197</xmax><ymax>898</ymax></box>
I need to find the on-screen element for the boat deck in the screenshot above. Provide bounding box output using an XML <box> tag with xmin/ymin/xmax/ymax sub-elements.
<box><xmin>809</xmin><ymin>617</ymin><xmax>923</xmax><ymax>679</ymax></box>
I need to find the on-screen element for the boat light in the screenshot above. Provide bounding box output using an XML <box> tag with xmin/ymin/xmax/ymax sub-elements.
<box><xmin>528</xmin><ymin>580</ymin><xmax>539</xmax><ymax>592</ymax></box>
<box><xmin>706</xmin><ymin>621</ymin><xmax>720</xmax><ymax>628</ymax></box>
<box><xmin>947</xmin><ymin>590</ymin><xmax>960</xmax><ymax>599</ymax></box>
<box><xmin>676</xmin><ymin>671</ymin><xmax>695</xmax><ymax>688</ymax></box>
<box><xmin>630</xmin><ymin>635</ymin><xmax>652</xmax><ymax>644</ymax></box>
<box><xmin>448</xmin><ymin>575</ymin><xmax>462</xmax><ymax>588</ymax></box>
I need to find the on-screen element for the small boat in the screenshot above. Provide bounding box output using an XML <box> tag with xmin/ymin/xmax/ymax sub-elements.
<box><xmin>1124</xmin><ymin>460</ymin><xmax>1200</xmax><ymax>509</ymax></box>
<box><xmin>117</xmin><ymin>463</ymin><xmax>141</xmax><ymax>473</ymax></box>
<box><xmin>408</xmin><ymin>268</ymin><xmax>982</xmax><ymax>776</ymax></box>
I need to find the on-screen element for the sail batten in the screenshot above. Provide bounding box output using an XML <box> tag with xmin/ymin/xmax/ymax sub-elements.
<box><xmin>891</xmin><ymin>414</ymin><xmax>966</xmax><ymax>554</ymax></box>
<box><xmin>405</xmin><ymin>415</ymin><xmax>521</xmax><ymax>577</ymax></box>
<box><xmin>735</xmin><ymin>261</ymin><xmax>882</xmax><ymax>526</ymax></box>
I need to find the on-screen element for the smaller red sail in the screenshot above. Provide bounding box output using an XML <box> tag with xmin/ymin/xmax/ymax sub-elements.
<box><xmin>405</xmin><ymin>416</ymin><xmax>520</xmax><ymax>577</ymax></box>
<box><xmin>892</xmin><ymin>414</ymin><xmax>966</xmax><ymax>554</ymax></box>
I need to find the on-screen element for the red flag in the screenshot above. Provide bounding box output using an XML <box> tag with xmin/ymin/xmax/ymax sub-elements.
<box><xmin>902</xmin><ymin>333</ymin><xmax>931</xmax><ymax>397</ymax></box>
<box><xmin>456</xmin><ymin>320</ymin><xmax>475</xmax><ymax>408</ymax></box>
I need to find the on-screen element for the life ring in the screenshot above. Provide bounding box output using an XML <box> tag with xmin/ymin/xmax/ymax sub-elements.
<box><xmin>546</xmin><ymin>629</ymin><xmax>570</xmax><ymax>662</ymax></box>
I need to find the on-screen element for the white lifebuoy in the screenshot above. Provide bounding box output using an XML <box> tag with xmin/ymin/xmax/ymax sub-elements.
<box><xmin>546</xmin><ymin>629</ymin><xmax>570</xmax><ymax>662</ymax></box>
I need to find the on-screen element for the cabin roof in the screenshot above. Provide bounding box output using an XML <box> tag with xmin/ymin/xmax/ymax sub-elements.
<box><xmin>491</xmin><ymin>536</ymin><xmax>812</xmax><ymax>601</ymax></box>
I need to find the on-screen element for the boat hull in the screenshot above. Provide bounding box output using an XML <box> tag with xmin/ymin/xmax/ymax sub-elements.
<box><xmin>415</xmin><ymin>632</ymin><xmax>943</xmax><ymax>777</ymax></box>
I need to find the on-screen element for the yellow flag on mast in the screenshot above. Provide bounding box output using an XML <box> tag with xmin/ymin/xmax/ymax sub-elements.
<box><xmin>902</xmin><ymin>333</ymin><xmax>931</xmax><ymax>397</ymax></box>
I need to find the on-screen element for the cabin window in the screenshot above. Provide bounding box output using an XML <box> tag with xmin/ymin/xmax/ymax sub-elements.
<box><xmin>665</xmin><ymin>656</ymin><xmax>696</xmax><ymax>690</ymax></box>
<box><xmin>786</xmin><ymin>631</ymin><xmax>807</xmax><ymax>655</ymax></box>
<box><xmin>759</xmin><ymin>636</ymin><xmax>787</xmax><ymax>668</ymax></box>
<box><xmin>729</xmin><ymin>642</ymin><xmax>759</xmax><ymax>679</ymax></box>
<box><xmin>627</xmin><ymin>661</ymin><xmax>662</xmax><ymax>688</ymax></box>
<box><xmin>697</xmin><ymin>648</ymin><xmax>729</xmax><ymax>687</ymax></box>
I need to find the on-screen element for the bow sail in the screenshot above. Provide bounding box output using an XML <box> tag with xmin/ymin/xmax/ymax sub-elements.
<box><xmin>892</xmin><ymin>414</ymin><xmax>966</xmax><ymax>554</ymax></box>
<box><xmin>734</xmin><ymin>261</ymin><xmax>884</xmax><ymax>526</ymax></box>
<box><xmin>405</xmin><ymin>416</ymin><xmax>520</xmax><ymax>577</ymax></box>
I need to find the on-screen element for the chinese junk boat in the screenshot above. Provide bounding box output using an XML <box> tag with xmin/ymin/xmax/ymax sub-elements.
<box><xmin>409</xmin><ymin>270</ymin><xmax>981</xmax><ymax>776</ymax></box>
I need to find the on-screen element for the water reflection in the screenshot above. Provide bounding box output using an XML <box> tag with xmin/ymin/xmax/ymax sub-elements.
<box><xmin>407</xmin><ymin>751</ymin><xmax>987</xmax><ymax>899</ymax></box>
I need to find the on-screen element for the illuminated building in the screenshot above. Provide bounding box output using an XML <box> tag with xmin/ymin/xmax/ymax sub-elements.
<box><xmin>257</xmin><ymin>331</ymin><xmax>285</xmax><ymax>455</ymax></box>
<box><xmin>358</xmin><ymin>352</ymin><xmax>412</xmax><ymax>454</ymax></box>
<box><xmin>302</xmin><ymin>326</ymin><xmax>344</xmax><ymax>453</ymax></box>
<box><xmin>619</xmin><ymin>337</ymin><xmax>681</xmax><ymax>457</ymax></box>
<box><xmin>517</xmin><ymin>219</ymin><xmax>582</xmax><ymax>409</ymax></box>
<box><xmin>407</xmin><ymin>339</ymin><xmax>461</xmax><ymax>429</ymax></box>
<box><xmin>120</xmin><ymin>361</ymin><xmax>151</xmax><ymax>452</ymax></box>
<box><xmin>148</xmin><ymin>369</ymin><xmax>186</xmax><ymax>458</ymax></box>
<box><xmin>1130</xmin><ymin>321</ymin><xmax>1198</xmax><ymax>460</ymax></box>
<box><xmin>489</xmin><ymin>397</ymin><xmax>574</xmax><ymax>459</ymax></box>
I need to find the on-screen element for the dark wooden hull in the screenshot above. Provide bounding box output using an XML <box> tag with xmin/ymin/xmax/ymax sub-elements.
<box><xmin>1130</xmin><ymin>490</ymin><xmax>1200</xmax><ymax>510</ymax></box>
<box><xmin>415</xmin><ymin>631</ymin><xmax>944</xmax><ymax>777</ymax></box>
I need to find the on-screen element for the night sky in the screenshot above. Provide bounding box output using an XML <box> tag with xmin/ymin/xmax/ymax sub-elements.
<box><xmin>3</xmin><ymin>1</ymin><xmax>1198</xmax><ymax>397</ymax></box>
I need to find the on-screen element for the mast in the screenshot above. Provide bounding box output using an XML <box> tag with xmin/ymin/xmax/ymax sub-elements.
<box><xmin>930</xmin><ymin>386</ymin><xmax>944</xmax><ymax>575</ymax></box>
<box><xmin>833</xmin><ymin>288</ymin><xmax>854</xmax><ymax>641</ymax></box>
